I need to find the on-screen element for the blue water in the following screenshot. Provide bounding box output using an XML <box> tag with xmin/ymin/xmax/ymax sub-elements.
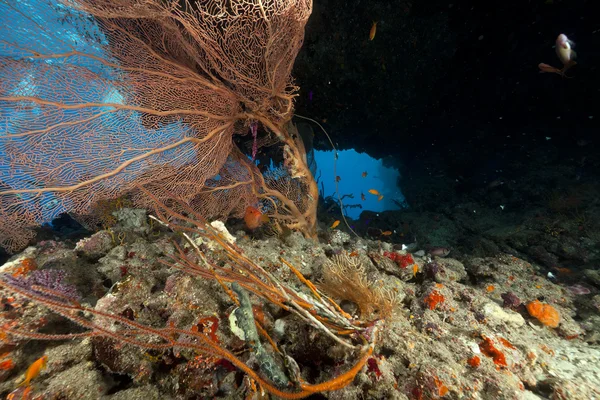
<box><xmin>314</xmin><ymin>149</ymin><xmax>406</xmax><ymax>219</ymax></box>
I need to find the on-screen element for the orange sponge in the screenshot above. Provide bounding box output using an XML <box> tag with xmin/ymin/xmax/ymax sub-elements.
<box><xmin>423</xmin><ymin>290</ymin><xmax>445</xmax><ymax>310</ymax></box>
<box><xmin>526</xmin><ymin>300</ymin><xmax>560</xmax><ymax>328</ymax></box>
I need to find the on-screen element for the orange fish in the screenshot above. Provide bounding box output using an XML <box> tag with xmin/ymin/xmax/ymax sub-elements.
<box><xmin>377</xmin><ymin>194</ymin><xmax>384</xmax><ymax>201</ymax></box>
<box><xmin>362</xmin><ymin>171</ymin><xmax>368</xmax><ymax>178</ymax></box>
<box><xmin>18</xmin><ymin>355</ymin><xmax>47</xmax><ymax>388</ymax></box>
<box><xmin>412</xmin><ymin>264</ymin><xmax>419</xmax><ymax>277</ymax></box>
<box><xmin>330</xmin><ymin>220</ymin><xmax>340</xmax><ymax>229</ymax></box>
<box><xmin>369</xmin><ymin>21</ymin><xmax>377</xmax><ymax>41</ymax></box>
<box><xmin>368</xmin><ymin>189</ymin><xmax>381</xmax><ymax>196</ymax></box>
<box><xmin>380</xmin><ymin>230</ymin><xmax>392</xmax><ymax>236</ymax></box>
<box><xmin>244</xmin><ymin>206</ymin><xmax>269</xmax><ymax>230</ymax></box>
<box><xmin>552</xmin><ymin>266</ymin><xmax>572</xmax><ymax>275</ymax></box>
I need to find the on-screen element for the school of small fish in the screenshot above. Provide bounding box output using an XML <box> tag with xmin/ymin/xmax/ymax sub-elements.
<box><xmin>367</xmin><ymin>189</ymin><xmax>384</xmax><ymax>201</ymax></box>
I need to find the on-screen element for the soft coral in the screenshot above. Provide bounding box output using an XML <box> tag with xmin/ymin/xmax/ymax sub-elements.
<box><xmin>383</xmin><ymin>251</ymin><xmax>414</xmax><ymax>268</ymax></box>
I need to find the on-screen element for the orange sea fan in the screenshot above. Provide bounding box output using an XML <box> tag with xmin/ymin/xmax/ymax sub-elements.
<box><xmin>0</xmin><ymin>0</ymin><xmax>318</xmax><ymax>252</ymax></box>
<box><xmin>526</xmin><ymin>300</ymin><xmax>560</xmax><ymax>328</ymax></box>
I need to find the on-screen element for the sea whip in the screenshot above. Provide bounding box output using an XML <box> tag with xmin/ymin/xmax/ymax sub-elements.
<box><xmin>250</xmin><ymin>121</ymin><xmax>258</xmax><ymax>161</ymax></box>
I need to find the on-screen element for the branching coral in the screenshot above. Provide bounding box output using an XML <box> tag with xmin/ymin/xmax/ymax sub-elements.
<box><xmin>320</xmin><ymin>254</ymin><xmax>398</xmax><ymax>321</ymax></box>
<box><xmin>0</xmin><ymin>190</ymin><xmax>382</xmax><ymax>398</ymax></box>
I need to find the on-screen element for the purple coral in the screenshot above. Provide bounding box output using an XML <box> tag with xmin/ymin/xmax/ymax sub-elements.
<box><xmin>424</xmin><ymin>261</ymin><xmax>440</xmax><ymax>279</ymax></box>
<box><xmin>501</xmin><ymin>291</ymin><xmax>521</xmax><ymax>310</ymax></box>
<box><xmin>567</xmin><ymin>284</ymin><xmax>591</xmax><ymax>295</ymax></box>
<box><xmin>6</xmin><ymin>269</ymin><xmax>80</xmax><ymax>301</ymax></box>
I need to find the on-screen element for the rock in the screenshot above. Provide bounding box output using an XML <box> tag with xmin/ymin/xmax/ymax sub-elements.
<box><xmin>433</xmin><ymin>258</ymin><xmax>467</xmax><ymax>283</ymax></box>
<box><xmin>103</xmin><ymin>385</ymin><xmax>168</xmax><ymax>400</ymax></box>
<box><xmin>97</xmin><ymin>246</ymin><xmax>127</xmax><ymax>284</ymax></box>
<box><xmin>583</xmin><ymin>269</ymin><xmax>600</xmax><ymax>287</ymax></box>
<box><xmin>481</xmin><ymin>301</ymin><xmax>525</xmax><ymax>327</ymax></box>
<box><xmin>75</xmin><ymin>231</ymin><xmax>115</xmax><ymax>259</ymax></box>
<box><xmin>113</xmin><ymin>208</ymin><xmax>150</xmax><ymax>234</ymax></box>
<box><xmin>46</xmin><ymin>362</ymin><xmax>108</xmax><ymax>399</ymax></box>
<box><xmin>329</xmin><ymin>229</ymin><xmax>351</xmax><ymax>247</ymax></box>
<box><xmin>557</xmin><ymin>317</ymin><xmax>585</xmax><ymax>339</ymax></box>
<box><xmin>46</xmin><ymin>338</ymin><xmax>93</xmax><ymax>370</ymax></box>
